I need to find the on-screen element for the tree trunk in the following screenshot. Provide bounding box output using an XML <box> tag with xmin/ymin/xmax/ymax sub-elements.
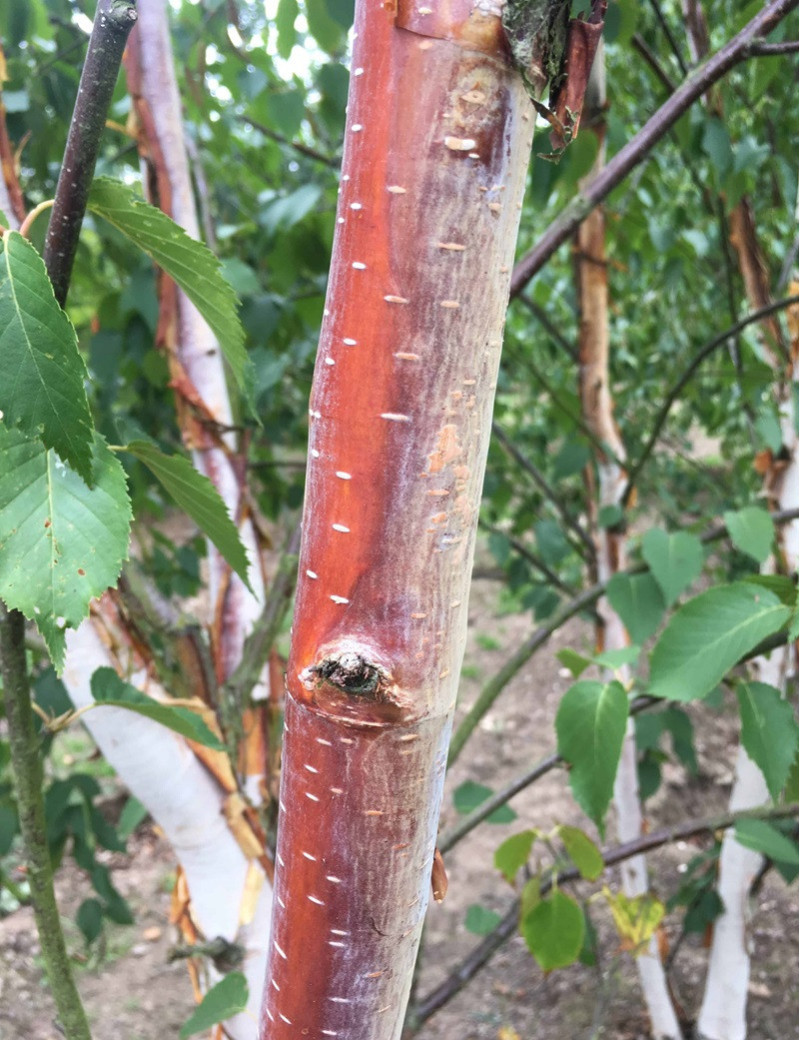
<box><xmin>683</xmin><ymin>6</ymin><xmax>797</xmax><ymax>1036</ymax></box>
<box><xmin>258</xmin><ymin>1</ymin><xmax>543</xmax><ymax>1036</ymax></box>
<box><xmin>576</xmin><ymin>44</ymin><xmax>683</xmax><ymax>1040</ymax></box>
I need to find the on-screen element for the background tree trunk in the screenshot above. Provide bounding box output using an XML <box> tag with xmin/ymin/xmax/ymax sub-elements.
<box><xmin>576</xmin><ymin>43</ymin><xmax>683</xmax><ymax>1040</ymax></box>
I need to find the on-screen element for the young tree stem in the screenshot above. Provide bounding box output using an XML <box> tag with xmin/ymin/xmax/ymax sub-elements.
<box><xmin>0</xmin><ymin>606</ymin><xmax>92</xmax><ymax>1040</ymax></box>
<box><xmin>43</xmin><ymin>0</ymin><xmax>137</xmax><ymax>307</ymax></box>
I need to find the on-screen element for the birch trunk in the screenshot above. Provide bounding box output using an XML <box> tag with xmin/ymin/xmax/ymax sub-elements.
<box><xmin>682</xmin><ymin>7</ymin><xmax>797</xmax><ymax>1035</ymax></box>
<box><xmin>576</xmin><ymin>45</ymin><xmax>683</xmax><ymax>1040</ymax></box>
<box><xmin>258</xmin><ymin>1</ymin><xmax>541</xmax><ymax>1035</ymax></box>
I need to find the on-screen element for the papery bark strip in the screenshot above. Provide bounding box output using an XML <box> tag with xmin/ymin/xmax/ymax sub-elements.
<box><xmin>259</xmin><ymin>1</ymin><xmax>540</xmax><ymax>1036</ymax></box>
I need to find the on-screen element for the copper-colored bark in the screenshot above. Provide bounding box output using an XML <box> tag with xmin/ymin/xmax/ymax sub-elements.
<box><xmin>259</xmin><ymin>1</ymin><xmax>534</xmax><ymax>1036</ymax></box>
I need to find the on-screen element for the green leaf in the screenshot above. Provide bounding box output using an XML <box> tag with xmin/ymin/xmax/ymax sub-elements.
<box><xmin>125</xmin><ymin>441</ymin><xmax>251</xmax><ymax>591</ymax></box>
<box><xmin>641</xmin><ymin>528</ymin><xmax>704</xmax><ymax>606</ymax></box>
<box><xmin>76</xmin><ymin>897</ymin><xmax>104</xmax><ymax>944</ymax></box>
<box><xmin>464</xmin><ymin>904</ymin><xmax>502</xmax><ymax>935</ymax></box>
<box><xmin>521</xmin><ymin>889</ymin><xmax>585</xmax><ymax>971</ymax></box>
<box><xmin>649</xmin><ymin>584</ymin><xmax>791</xmax><ymax>703</ymax></box>
<box><xmin>0</xmin><ymin>428</ymin><xmax>131</xmax><ymax>669</ymax></box>
<box><xmin>90</xmin><ymin>668</ymin><xmax>226</xmax><ymax>751</ymax></box>
<box><xmin>304</xmin><ymin>0</ymin><xmax>346</xmax><ymax>53</ymax></box>
<box><xmin>87</xmin><ymin>179</ymin><xmax>251</xmax><ymax>403</ymax></box>
<box><xmin>555</xmin><ymin>680</ymin><xmax>628</xmax><ymax>837</ymax></box>
<box><xmin>737</xmin><ymin>682</ymin><xmax>799</xmax><ymax>801</ymax></box>
<box><xmin>556</xmin><ymin>647</ymin><xmax>593</xmax><ymax>678</ymax></box>
<box><xmin>606</xmin><ymin>889</ymin><xmax>665</xmax><ymax>953</ymax></box>
<box><xmin>118</xmin><ymin>797</ymin><xmax>148</xmax><ymax>841</ymax></box>
<box><xmin>606</xmin><ymin>572</ymin><xmax>666</xmax><ymax>644</ymax></box>
<box><xmin>494</xmin><ymin>829</ymin><xmax>538</xmax><ymax>883</ymax></box>
<box><xmin>734</xmin><ymin>818</ymin><xmax>798</xmax><ymax>866</ymax></box>
<box><xmin>180</xmin><ymin>972</ymin><xmax>249</xmax><ymax>1038</ymax></box>
<box><xmin>724</xmin><ymin>506</ymin><xmax>775</xmax><ymax>563</ymax></box>
<box><xmin>742</xmin><ymin>574</ymin><xmax>798</xmax><ymax>606</ymax></box>
<box><xmin>594</xmin><ymin>646</ymin><xmax>641</xmax><ymax>671</ymax></box>
<box><xmin>452</xmin><ymin>781</ymin><xmax>517</xmax><ymax>824</ymax></box>
<box><xmin>275</xmin><ymin>0</ymin><xmax>298</xmax><ymax>58</ymax></box>
<box><xmin>0</xmin><ymin>231</ymin><xmax>94</xmax><ymax>483</ymax></box>
<box><xmin>558</xmin><ymin>825</ymin><xmax>603</xmax><ymax>880</ymax></box>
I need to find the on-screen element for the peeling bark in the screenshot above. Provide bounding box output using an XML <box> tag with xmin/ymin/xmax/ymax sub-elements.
<box><xmin>576</xmin><ymin>45</ymin><xmax>683</xmax><ymax>1040</ymax></box>
<box><xmin>259</xmin><ymin>1</ymin><xmax>540</xmax><ymax>1036</ymax></box>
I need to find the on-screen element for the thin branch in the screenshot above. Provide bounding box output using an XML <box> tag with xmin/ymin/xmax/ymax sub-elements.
<box><xmin>441</xmin><ymin>697</ymin><xmax>660</xmax><ymax>854</ymax></box>
<box><xmin>222</xmin><ymin>521</ymin><xmax>301</xmax><ymax>709</ymax></box>
<box><xmin>412</xmin><ymin>802</ymin><xmax>798</xmax><ymax>1028</ymax></box>
<box><xmin>448</xmin><ymin>507</ymin><xmax>798</xmax><ymax>766</ymax></box>
<box><xmin>647</xmin><ymin>0</ymin><xmax>689</xmax><ymax>76</ymax></box>
<box><xmin>749</xmin><ymin>39</ymin><xmax>798</xmax><ymax>55</ymax></box>
<box><xmin>515</xmin><ymin>293</ymin><xmax>578</xmax><ymax>360</ymax></box>
<box><xmin>492</xmin><ymin>422</ymin><xmax>595</xmax><ymax>559</ymax></box>
<box><xmin>43</xmin><ymin>0</ymin><xmax>137</xmax><ymax>307</ymax></box>
<box><xmin>510</xmin><ymin>0</ymin><xmax>799</xmax><ymax>296</ymax></box>
<box><xmin>0</xmin><ymin>606</ymin><xmax>92</xmax><ymax>1040</ymax></box>
<box><xmin>240</xmin><ymin>114</ymin><xmax>339</xmax><ymax>168</ymax></box>
<box><xmin>621</xmin><ymin>296</ymin><xmax>798</xmax><ymax>505</ymax></box>
<box><xmin>478</xmin><ymin>518</ymin><xmax>580</xmax><ymax>600</ymax></box>
<box><xmin>631</xmin><ymin>33</ymin><xmax>677</xmax><ymax>92</ymax></box>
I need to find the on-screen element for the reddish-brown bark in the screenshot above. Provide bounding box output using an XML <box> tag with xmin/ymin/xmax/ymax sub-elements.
<box><xmin>259</xmin><ymin>1</ymin><xmax>537</xmax><ymax>1036</ymax></box>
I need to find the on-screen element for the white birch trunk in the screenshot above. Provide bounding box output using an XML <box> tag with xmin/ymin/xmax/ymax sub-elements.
<box><xmin>697</xmin><ymin>346</ymin><xmax>797</xmax><ymax>1039</ymax></box>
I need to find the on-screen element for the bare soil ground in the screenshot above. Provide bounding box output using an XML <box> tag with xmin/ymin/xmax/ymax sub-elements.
<box><xmin>1</xmin><ymin>577</ymin><xmax>797</xmax><ymax>1040</ymax></box>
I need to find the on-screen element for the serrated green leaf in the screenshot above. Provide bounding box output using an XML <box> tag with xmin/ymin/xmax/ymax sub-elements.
<box><xmin>464</xmin><ymin>903</ymin><xmax>502</xmax><ymax>935</ymax></box>
<box><xmin>606</xmin><ymin>572</ymin><xmax>666</xmax><ymax>644</ymax></box>
<box><xmin>87</xmin><ymin>179</ymin><xmax>251</xmax><ymax>403</ymax></box>
<box><xmin>558</xmin><ymin>825</ymin><xmax>603</xmax><ymax>880</ymax></box>
<box><xmin>452</xmin><ymin>780</ymin><xmax>517</xmax><ymax>824</ymax></box>
<box><xmin>0</xmin><ymin>428</ymin><xmax>130</xmax><ymax>670</ymax></box>
<box><xmin>520</xmin><ymin>875</ymin><xmax>541</xmax><ymax>919</ymax></box>
<box><xmin>0</xmin><ymin>231</ymin><xmax>94</xmax><ymax>483</ymax></box>
<box><xmin>649</xmin><ymin>584</ymin><xmax>791</xmax><ymax>703</ymax></box>
<box><xmin>734</xmin><ymin>818</ymin><xmax>798</xmax><ymax>866</ymax></box>
<box><xmin>555</xmin><ymin>680</ymin><xmax>628</xmax><ymax>837</ymax></box>
<box><xmin>742</xmin><ymin>574</ymin><xmax>798</xmax><ymax>606</ymax></box>
<box><xmin>125</xmin><ymin>441</ymin><xmax>251</xmax><ymax>591</ymax></box>
<box><xmin>495</xmin><ymin>829</ymin><xmax>538</xmax><ymax>883</ymax></box>
<box><xmin>724</xmin><ymin>506</ymin><xmax>775</xmax><ymax>563</ymax></box>
<box><xmin>90</xmin><ymin>668</ymin><xmax>226</xmax><ymax>751</ymax></box>
<box><xmin>737</xmin><ymin>682</ymin><xmax>799</xmax><ymax>801</ymax></box>
<box><xmin>641</xmin><ymin>528</ymin><xmax>704</xmax><ymax>606</ymax></box>
<box><xmin>521</xmin><ymin>889</ymin><xmax>584</xmax><ymax>971</ymax></box>
<box><xmin>180</xmin><ymin>972</ymin><xmax>249</xmax><ymax>1038</ymax></box>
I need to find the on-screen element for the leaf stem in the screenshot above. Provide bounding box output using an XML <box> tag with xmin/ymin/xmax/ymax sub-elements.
<box><xmin>43</xmin><ymin>0</ymin><xmax>137</xmax><ymax>307</ymax></box>
<box><xmin>0</xmin><ymin>605</ymin><xmax>92</xmax><ymax>1040</ymax></box>
<box><xmin>18</xmin><ymin>199</ymin><xmax>54</xmax><ymax>239</ymax></box>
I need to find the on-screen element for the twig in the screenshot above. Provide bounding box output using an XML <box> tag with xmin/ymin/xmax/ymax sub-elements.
<box><xmin>631</xmin><ymin>33</ymin><xmax>678</xmax><ymax>92</ymax></box>
<box><xmin>647</xmin><ymin>0</ymin><xmax>689</xmax><ymax>76</ymax></box>
<box><xmin>240</xmin><ymin>114</ymin><xmax>339</xmax><ymax>168</ymax></box>
<box><xmin>0</xmin><ymin>606</ymin><xmax>92</xmax><ymax>1040</ymax></box>
<box><xmin>411</xmin><ymin>802</ymin><xmax>798</xmax><ymax>1028</ymax></box>
<box><xmin>621</xmin><ymin>296</ymin><xmax>798</xmax><ymax>505</ymax></box>
<box><xmin>492</xmin><ymin>422</ymin><xmax>595</xmax><ymax>559</ymax></box>
<box><xmin>441</xmin><ymin>697</ymin><xmax>660</xmax><ymax>853</ymax></box>
<box><xmin>478</xmin><ymin>518</ymin><xmax>580</xmax><ymax>600</ymax></box>
<box><xmin>749</xmin><ymin>40</ymin><xmax>798</xmax><ymax>55</ymax></box>
<box><xmin>222</xmin><ymin>521</ymin><xmax>301</xmax><ymax>708</ymax></box>
<box><xmin>510</xmin><ymin>0</ymin><xmax>798</xmax><ymax>296</ymax></box>
<box><xmin>515</xmin><ymin>293</ymin><xmax>578</xmax><ymax>360</ymax></box>
<box><xmin>43</xmin><ymin>0</ymin><xmax>137</xmax><ymax>306</ymax></box>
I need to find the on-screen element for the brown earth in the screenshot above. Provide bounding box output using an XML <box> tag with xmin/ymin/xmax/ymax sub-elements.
<box><xmin>1</xmin><ymin>577</ymin><xmax>797</xmax><ymax>1040</ymax></box>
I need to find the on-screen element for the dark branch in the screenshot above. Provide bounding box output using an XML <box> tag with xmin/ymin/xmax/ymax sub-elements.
<box><xmin>43</xmin><ymin>0</ymin><xmax>137</xmax><ymax>307</ymax></box>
